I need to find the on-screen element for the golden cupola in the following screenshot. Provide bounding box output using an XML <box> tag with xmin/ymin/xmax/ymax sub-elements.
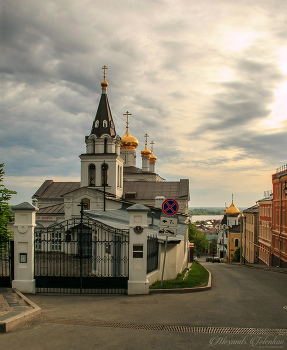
<box><xmin>226</xmin><ymin>195</ymin><xmax>240</xmax><ymax>217</ymax></box>
<box><xmin>149</xmin><ymin>141</ymin><xmax>157</xmax><ymax>163</ymax></box>
<box><xmin>141</xmin><ymin>133</ymin><xmax>151</xmax><ymax>158</ymax></box>
<box><xmin>121</xmin><ymin>111</ymin><xmax>139</xmax><ymax>150</ymax></box>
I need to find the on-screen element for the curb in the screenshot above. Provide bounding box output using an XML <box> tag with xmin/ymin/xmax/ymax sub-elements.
<box><xmin>230</xmin><ymin>263</ymin><xmax>287</xmax><ymax>274</ymax></box>
<box><xmin>0</xmin><ymin>289</ymin><xmax>41</xmax><ymax>333</ymax></box>
<box><xmin>149</xmin><ymin>266</ymin><xmax>212</xmax><ymax>294</ymax></box>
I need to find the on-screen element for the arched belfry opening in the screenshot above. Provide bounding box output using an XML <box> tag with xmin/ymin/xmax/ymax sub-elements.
<box><xmin>104</xmin><ymin>138</ymin><xmax>108</xmax><ymax>154</ymax></box>
<box><xmin>88</xmin><ymin>164</ymin><xmax>95</xmax><ymax>186</ymax></box>
<box><xmin>101</xmin><ymin>163</ymin><xmax>109</xmax><ymax>186</ymax></box>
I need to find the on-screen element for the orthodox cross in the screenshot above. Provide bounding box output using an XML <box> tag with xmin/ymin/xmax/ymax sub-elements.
<box><xmin>123</xmin><ymin>111</ymin><xmax>132</xmax><ymax>129</ymax></box>
<box><xmin>144</xmin><ymin>133</ymin><xmax>149</xmax><ymax>146</ymax></box>
<box><xmin>150</xmin><ymin>141</ymin><xmax>154</xmax><ymax>152</ymax></box>
<box><xmin>102</xmin><ymin>65</ymin><xmax>108</xmax><ymax>80</ymax></box>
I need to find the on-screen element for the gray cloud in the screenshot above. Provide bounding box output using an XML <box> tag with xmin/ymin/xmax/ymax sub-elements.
<box><xmin>1</xmin><ymin>0</ymin><xmax>287</xmax><ymax>207</ymax></box>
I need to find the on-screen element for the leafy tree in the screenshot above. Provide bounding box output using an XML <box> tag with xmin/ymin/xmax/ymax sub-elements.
<box><xmin>0</xmin><ymin>163</ymin><xmax>17</xmax><ymax>240</ymax></box>
<box><xmin>232</xmin><ymin>246</ymin><xmax>241</xmax><ymax>262</ymax></box>
<box><xmin>188</xmin><ymin>223</ymin><xmax>208</xmax><ymax>257</ymax></box>
<box><xmin>209</xmin><ymin>238</ymin><xmax>217</xmax><ymax>257</ymax></box>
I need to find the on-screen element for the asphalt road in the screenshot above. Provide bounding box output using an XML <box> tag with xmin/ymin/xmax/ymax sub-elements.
<box><xmin>1</xmin><ymin>262</ymin><xmax>287</xmax><ymax>350</ymax></box>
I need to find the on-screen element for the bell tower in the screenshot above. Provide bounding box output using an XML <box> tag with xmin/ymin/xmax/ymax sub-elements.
<box><xmin>80</xmin><ymin>66</ymin><xmax>124</xmax><ymax>198</ymax></box>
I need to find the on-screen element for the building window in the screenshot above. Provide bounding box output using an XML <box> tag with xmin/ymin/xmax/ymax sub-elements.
<box><xmin>101</xmin><ymin>163</ymin><xmax>109</xmax><ymax>186</ymax></box>
<box><xmin>104</xmin><ymin>138</ymin><xmax>108</xmax><ymax>153</ymax></box>
<box><xmin>88</xmin><ymin>164</ymin><xmax>95</xmax><ymax>186</ymax></box>
<box><xmin>103</xmin><ymin>120</ymin><xmax>108</xmax><ymax>128</ymax></box>
<box><xmin>234</xmin><ymin>238</ymin><xmax>239</xmax><ymax>247</ymax></box>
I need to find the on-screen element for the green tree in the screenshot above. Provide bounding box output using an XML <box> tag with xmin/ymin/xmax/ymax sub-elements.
<box><xmin>209</xmin><ymin>238</ymin><xmax>217</xmax><ymax>257</ymax></box>
<box><xmin>188</xmin><ymin>223</ymin><xmax>208</xmax><ymax>257</ymax></box>
<box><xmin>0</xmin><ymin>163</ymin><xmax>17</xmax><ymax>240</ymax></box>
<box><xmin>232</xmin><ymin>246</ymin><xmax>241</xmax><ymax>262</ymax></box>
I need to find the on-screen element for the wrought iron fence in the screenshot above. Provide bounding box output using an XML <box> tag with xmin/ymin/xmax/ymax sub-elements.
<box><xmin>0</xmin><ymin>238</ymin><xmax>13</xmax><ymax>287</ymax></box>
<box><xmin>34</xmin><ymin>218</ymin><xmax>129</xmax><ymax>294</ymax></box>
<box><xmin>147</xmin><ymin>235</ymin><xmax>159</xmax><ymax>274</ymax></box>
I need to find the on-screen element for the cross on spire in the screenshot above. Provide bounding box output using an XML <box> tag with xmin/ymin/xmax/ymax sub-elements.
<box><xmin>102</xmin><ymin>65</ymin><xmax>108</xmax><ymax>80</ymax></box>
<box><xmin>123</xmin><ymin>111</ymin><xmax>132</xmax><ymax>129</ymax></box>
<box><xmin>150</xmin><ymin>141</ymin><xmax>154</xmax><ymax>151</ymax></box>
<box><xmin>144</xmin><ymin>133</ymin><xmax>149</xmax><ymax>146</ymax></box>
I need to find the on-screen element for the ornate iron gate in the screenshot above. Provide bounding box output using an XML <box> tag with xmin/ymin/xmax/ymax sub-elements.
<box><xmin>0</xmin><ymin>238</ymin><xmax>14</xmax><ymax>287</ymax></box>
<box><xmin>34</xmin><ymin>218</ymin><xmax>129</xmax><ymax>294</ymax></box>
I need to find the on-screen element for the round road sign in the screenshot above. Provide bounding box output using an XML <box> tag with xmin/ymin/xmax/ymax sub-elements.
<box><xmin>162</xmin><ymin>199</ymin><xmax>179</xmax><ymax>216</ymax></box>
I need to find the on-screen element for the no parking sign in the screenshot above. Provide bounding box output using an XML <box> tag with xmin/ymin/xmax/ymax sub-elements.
<box><xmin>162</xmin><ymin>199</ymin><xmax>179</xmax><ymax>216</ymax></box>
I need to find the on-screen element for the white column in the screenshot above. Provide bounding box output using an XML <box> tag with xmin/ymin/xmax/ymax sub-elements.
<box><xmin>149</xmin><ymin>161</ymin><xmax>155</xmax><ymax>173</ymax></box>
<box><xmin>12</xmin><ymin>202</ymin><xmax>38</xmax><ymax>293</ymax></box>
<box><xmin>127</xmin><ymin>203</ymin><xmax>150</xmax><ymax>295</ymax></box>
<box><xmin>142</xmin><ymin>156</ymin><xmax>150</xmax><ymax>172</ymax></box>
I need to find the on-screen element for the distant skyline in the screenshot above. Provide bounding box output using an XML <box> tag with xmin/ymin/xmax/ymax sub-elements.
<box><xmin>2</xmin><ymin>0</ymin><xmax>287</xmax><ymax>207</ymax></box>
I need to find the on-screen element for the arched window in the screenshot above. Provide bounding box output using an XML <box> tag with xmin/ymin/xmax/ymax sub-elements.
<box><xmin>101</xmin><ymin>163</ymin><xmax>109</xmax><ymax>186</ymax></box>
<box><xmin>103</xmin><ymin>120</ymin><xmax>108</xmax><ymax>128</ymax></box>
<box><xmin>234</xmin><ymin>238</ymin><xmax>239</xmax><ymax>247</ymax></box>
<box><xmin>88</xmin><ymin>164</ymin><xmax>95</xmax><ymax>186</ymax></box>
<box><xmin>104</xmin><ymin>138</ymin><xmax>108</xmax><ymax>153</ymax></box>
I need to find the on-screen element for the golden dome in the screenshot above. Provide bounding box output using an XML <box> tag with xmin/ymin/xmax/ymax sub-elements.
<box><xmin>149</xmin><ymin>151</ymin><xmax>157</xmax><ymax>162</ymax></box>
<box><xmin>141</xmin><ymin>133</ymin><xmax>151</xmax><ymax>157</ymax></box>
<box><xmin>121</xmin><ymin>129</ymin><xmax>139</xmax><ymax>149</ymax></box>
<box><xmin>226</xmin><ymin>199</ymin><xmax>240</xmax><ymax>217</ymax></box>
<box><xmin>101</xmin><ymin>79</ymin><xmax>108</xmax><ymax>89</ymax></box>
<box><xmin>141</xmin><ymin>145</ymin><xmax>151</xmax><ymax>157</ymax></box>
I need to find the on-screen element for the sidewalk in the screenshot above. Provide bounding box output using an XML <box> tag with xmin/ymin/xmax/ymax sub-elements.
<box><xmin>231</xmin><ymin>262</ymin><xmax>287</xmax><ymax>274</ymax></box>
<box><xmin>0</xmin><ymin>288</ymin><xmax>41</xmax><ymax>332</ymax></box>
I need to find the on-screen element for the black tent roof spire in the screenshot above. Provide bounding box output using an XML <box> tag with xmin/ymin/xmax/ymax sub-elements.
<box><xmin>90</xmin><ymin>66</ymin><xmax>116</xmax><ymax>137</ymax></box>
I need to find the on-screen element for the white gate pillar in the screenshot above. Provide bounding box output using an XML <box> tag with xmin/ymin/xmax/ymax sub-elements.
<box><xmin>12</xmin><ymin>202</ymin><xmax>38</xmax><ymax>293</ymax></box>
<box><xmin>127</xmin><ymin>203</ymin><xmax>150</xmax><ymax>295</ymax></box>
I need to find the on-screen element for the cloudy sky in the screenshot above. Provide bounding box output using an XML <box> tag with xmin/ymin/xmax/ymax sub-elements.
<box><xmin>1</xmin><ymin>0</ymin><xmax>287</xmax><ymax>208</ymax></box>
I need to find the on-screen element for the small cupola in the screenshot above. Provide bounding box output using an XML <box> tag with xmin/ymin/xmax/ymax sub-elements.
<box><xmin>141</xmin><ymin>133</ymin><xmax>151</xmax><ymax>172</ymax></box>
<box><xmin>121</xmin><ymin>111</ymin><xmax>139</xmax><ymax>150</ymax></box>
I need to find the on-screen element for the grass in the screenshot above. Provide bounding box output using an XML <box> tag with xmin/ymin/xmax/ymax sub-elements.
<box><xmin>149</xmin><ymin>262</ymin><xmax>209</xmax><ymax>289</ymax></box>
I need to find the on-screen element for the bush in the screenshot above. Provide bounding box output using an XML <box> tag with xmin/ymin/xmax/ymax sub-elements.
<box><xmin>232</xmin><ymin>247</ymin><xmax>241</xmax><ymax>262</ymax></box>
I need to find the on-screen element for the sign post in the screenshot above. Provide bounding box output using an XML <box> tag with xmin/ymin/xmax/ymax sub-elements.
<box><xmin>160</xmin><ymin>199</ymin><xmax>179</xmax><ymax>288</ymax></box>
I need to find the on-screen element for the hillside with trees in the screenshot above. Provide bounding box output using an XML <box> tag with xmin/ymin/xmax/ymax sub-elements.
<box><xmin>189</xmin><ymin>208</ymin><xmax>225</xmax><ymax>215</ymax></box>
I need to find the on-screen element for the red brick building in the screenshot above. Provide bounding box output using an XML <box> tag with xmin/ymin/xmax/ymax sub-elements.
<box><xmin>272</xmin><ymin>165</ymin><xmax>287</xmax><ymax>267</ymax></box>
<box><xmin>258</xmin><ymin>191</ymin><xmax>273</xmax><ymax>266</ymax></box>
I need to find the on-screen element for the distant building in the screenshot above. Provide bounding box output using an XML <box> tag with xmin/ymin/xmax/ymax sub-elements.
<box><xmin>272</xmin><ymin>165</ymin><xmax>287</xmax><ymax>267</ymax></box>
<box><xmin>243</xmin><ymin>204</ymin><xmax>259</xmax><ymax>264</ymax></box>
<box><xmin>217</xmin><ymin>196</ymin><xmax>241</xmax><ymax>260</ymax></box>
<box><xmin>227</xmin><ymin>224</ymin><xmax>241</xmax><ymax>262</ymax></box>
